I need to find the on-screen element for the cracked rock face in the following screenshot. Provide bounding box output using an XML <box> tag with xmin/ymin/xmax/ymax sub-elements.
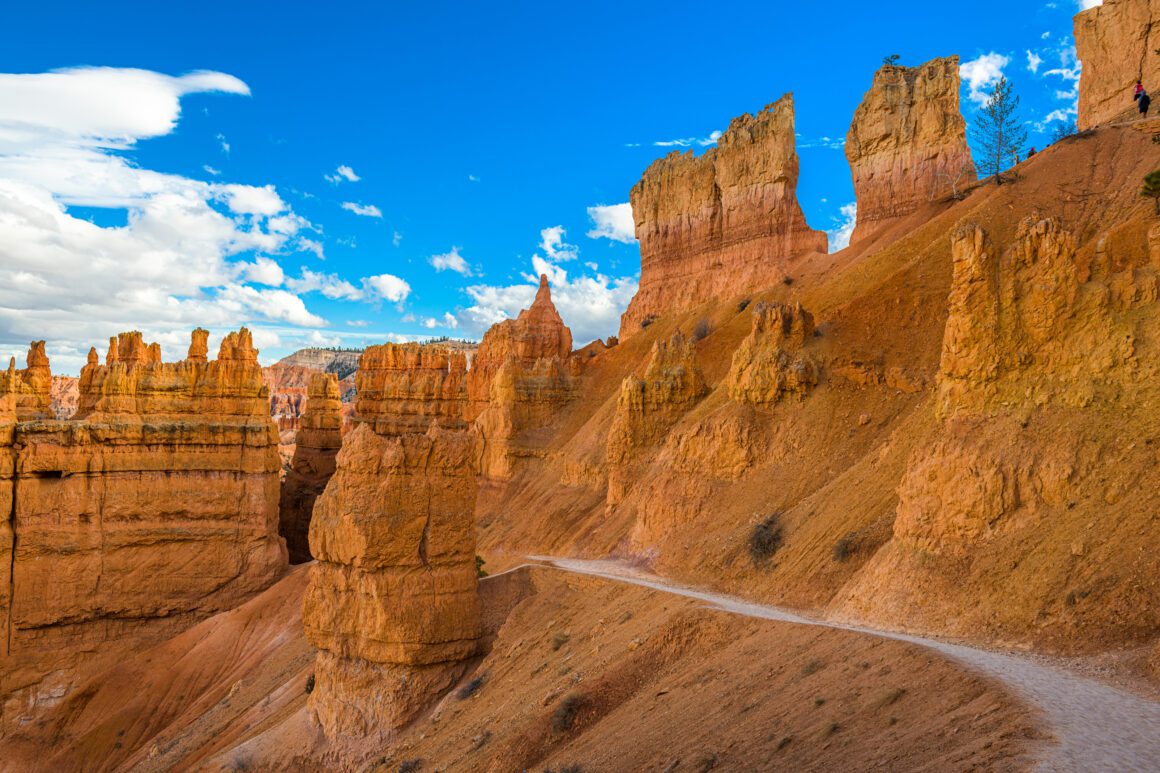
<box><xmin>302</xmin><ymin>423</ymin><xmax>481</xmax><ymax>745</ymax></box>
<box><xmin>620</xmin><ymin>94</ymin><xmax>827</xmax><ymax>338</ymax></box>
<box><xmin>1075</xmin><ymin>0</ymin><xmax>1160</xmax><ymax>129</ymax></box>
<box><xmin>1</xmin><ymin>328</ymin><xmax>286</xmax><ymax>733</ymax></box>
<box><xmin>845</xmin><ymin>56</ymin><xmax>974</xmax><ymax>244</ymax></box>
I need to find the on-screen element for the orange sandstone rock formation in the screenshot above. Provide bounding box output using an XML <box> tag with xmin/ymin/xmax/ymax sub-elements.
<box><xmin>1075</xmin><ymin>0</ymin><xmax>1160</xmax><ymax>129</ymax></box>
<box><xmin>49</xmin><ymin>376</ymin><xmax>78</xmax><ymax>419</ymax></box>
<box><xmin>469</xmin><ymin>275</ymin><xmax>578</xmax><ymax>479</ymax></box>
<box><xmin>728</xmin><ymin>301</ymin><xmax>820</xmax><ymax>404</ymax></box>
<box><xmin>278</xmin><ymin>373</ymin><xmax>343</xmax><ymax>563</ymax></box>
<box><xmin>353</xmin><ymin>343</ymin><xmax>469</xmax><ymax>435</ymax></box>
<box><xmin>607</xmin><ymin>331</ymin><xmax>708</xmax><ymax>506</ymax></box>
<box><xmin>1</xmin><ymin>327</ymin><xmax>286</xmax><ymax>733</ymax></box>
<box><xmin>303</xmin><ymin>424</ymin><xmax>481</xmax><ymax>746</ymax></box>
<box><xmin>0</xmin><ymin>342</ymin><xmax>52</xmax><ymax>421</ymax></box>
<box><xmin>845</xmin><ymin>57</ymin><xmax>974</xmax><ymax>244</ymax></box>
<box><xmin>620</xmin><ymin>94</ymin><xmax>827</xmax><ymax>338</ymax></box>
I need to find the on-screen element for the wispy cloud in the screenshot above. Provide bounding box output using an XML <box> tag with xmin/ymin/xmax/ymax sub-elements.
<box><xmin>650</xmin><ymin>129</ymin><xmax>722</xmax><ymax>148</ymax></box>
<box><xmin>325</xmin><ymin>164</ymin><xmax>360</xmax><ymax>184</ymax></box>
<box><xmin>341</xmin><ymin>201</ymin><xmax>382</xmax><ymax>218</ymax></box>
<box><xmin>1026</xmin><ymin>50</ymin><xmax>1043</xmax><ymax>74</ymax></box>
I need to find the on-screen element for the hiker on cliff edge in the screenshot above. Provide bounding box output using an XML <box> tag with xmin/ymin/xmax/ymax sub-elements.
<box><xmin>1139</xmin><ymin>90</ymin><xmax>1152</xmax><ymax>118</ymax></box>
<box><xmin>1135</xmin><ymin>80</ymin><xmax>1145</xmax><ymax>101</ymax></box>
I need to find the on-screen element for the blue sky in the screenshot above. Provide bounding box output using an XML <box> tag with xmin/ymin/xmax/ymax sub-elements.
<box><xmin>0</xmin><ymin>0</ymin><xmax>1096</xmax><ymax>373</ymax></box>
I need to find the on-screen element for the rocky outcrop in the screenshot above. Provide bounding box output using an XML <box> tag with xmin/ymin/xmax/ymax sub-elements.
<box><xmin>278</xmin><ymin>373</ymin><xmax>343</xmax><ymax>563</ymax></box>
<box><xmin>1</xmin><ymin>328</ymin><xmax>286</xmax><ymax>733</ymax></box>
<box><xmin>1075</xmin><ymin>0</ymin><xmax>1160</xmax><ymax>130</ymax></box>
<box><xmin>0</xmin><ymin>342</ymin><xmax>52</xmax><ymax>421</ymax></box>
<box><xmin>354</xmin><ymin>343</ymin><xmax>469</xmax><ymax>436</ymax></box>
<box><xmin>49</xmin><ymin>376</ymin><xmax>78</xmax><ymax>420</ymax></box>
<box><xmin>845</xmin><ymin>57</ymin><xmax>974</xmax><ymax>244</ymax></box>
<box><xmin>728</xmin><ymin>301</ymin><xmax>820</xmax><ymax>404</ymax></box>
<box><xmin>607</xmin><ymin>332</ymin><xmax>708</xmax><ymax>505</ymax></box>
<box><xmin>303</xmin><ymin>424</ymin><xmax>480</xmax><ymax>747</ymax></box>
<box><xmin>265</xmin><ymin>364</ymin><xmax>355</xmax><ymax>433</ymax></box>
<box><xmin>469</xmin><ymin>276</ymin><xmax>579</xmax><ymax>479</ymax></box>
<box><xmin>620</xmin><ymin>94</ymin><xmax>827</xmax><ymax>338</ymax></box>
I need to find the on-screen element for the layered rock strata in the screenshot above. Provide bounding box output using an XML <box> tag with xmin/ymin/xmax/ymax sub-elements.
<box><xmin>1075</xmin><ymin>0</ymin><xmax>1160</xmax><ymax>130</ymax></box>
<box><xmin>303</xmin><ymin>424</ymin><xmax>481</xmax><ymax>746</ymax></box>
<box><xmin>606</xmin><ymin>332</ymin><xmax>708</xmax><ymax>505</ymax></box>
<box><xmin>620</xmin><ymin>94</ymin><xmax>827</xmax><ymax>338</ymax></box>
<box><xmin>469</xmin><ymin>276</ymin><xmax>579</xmax><ymax>479</ymax></box>
<box><xmin>0</xmin><ymin>342</ymin><xmax>52</xmax><ymax>421</ymax></box>
<box><xmin>845</xmin><ymin>57</ymin><xmax>974</xmax><ymax>244</ymax></box>
<box><xmin>1</xmin><ymin>328</ymin><xmax>286</xmax><ymax>733</ymax></box>
<box><xmin>728</xmin><ymin>301</ymin><xmax>820</xmax><ymax>404</ymax></box>
<box><xmin>278</xmin><ymin>373</ymin><xmax>343</xmax><ymax>563</ymax></box>
<box><xmin>353</xmin><ymin>343</ymin><xmax>469</xmax><ymax>436</ymax></box>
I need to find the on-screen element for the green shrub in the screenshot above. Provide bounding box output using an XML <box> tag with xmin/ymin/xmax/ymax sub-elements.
<box><xmin>552</xmin><ymin>694</ymin><xmax>586</xmax><ymax>732</ymax></box>
<box><xmin>748</xmin><ymin>515</ymin><xmax>784</xmax><ymax>565</ymax></box>
<box><xmin>304</xmin><ymin>673</ymin><xmax>315</xmax><ymax>694</ymax></box>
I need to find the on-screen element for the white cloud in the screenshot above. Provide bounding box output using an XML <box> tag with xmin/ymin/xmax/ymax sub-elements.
<box><xmin>651</xmin><ymin>129</ymin><xmax>722</xmax><ymax>148</ymax></box>
<box><xmin>586</xmin><ymin>202</ymin><xmax>636</xmax><ymax>244</ymax></box>
<box><xmin>216</xmin><ymin>133</ymin><xmax>230</xmax><ymax>154</ymax></box>
<box><xmin>298</xmin><ymin>237</ymin><xmax>325</xmax><ymax>260</ymax></box>
<box><xmin>1078</xmin><ymin>0</ymin><xmax>1101</xmax><ymax>9</ymax></box>
<box><xmin>960</xmin><ymin>53</ymin><xmax>1010</xmax><ymax>106</ymax></box>
<box><xmin>306</xmin><ymin>330</ymin><xmax>342</xmax><ymax>347</ymax></box>
<box><xmin>239</xmin><ymin>256</ymin><xmax>285</xmax><ymax>286</ymax></box>
<box><xmin>1026</xmin><ymin>50</ymin><xmax>1043</xmax><ymax>74</ymax></box>
<box><xmin>392</xmin><ymin>230</ymin><xmax>403</xmax><ymax>247</ymax></box>
<box><xmin>325</xmin><ymin>164</ymin><xmax>360</xmax><ymax>184</ymax></box>
<box><xmin>347</xmin><ymin>319</ymin><xmax>370</xmax><ymax>327</ymax></box>
<box><xmin>539</xmin><ymin>225</ymin><xmax>579</xmax><ymax>262</ymax></box>
<box><xmin>827</xmin><ymin>203</ymin><xmax>857</xmax><ymax>253</ymax></box>
<box><xmin>341</xmin><ymin>201</ymin><xmax>382</xmax><ymax>218</ymax></box>
<box><xmin>468</xmin><ymin>174</ymin><xmax>479</xmax><ymax>182</ymax></box>
<box><xmin>286</xmin><ymin>267</ymin><xmax>363</xmax><ymax>300</ymax></box>
<box><xmin>203</xmin><ymin>165</ymin><xmax>221</xmax><ymax>176</ymax></box>
<box><xmin>364</xmin><ymin>273</ymin><xmax>411</xmax><ymax>303</ymax></box>
<box><xmin>422</xmin><ymin>317</ymin><xmax>438</xmax><ymax>329</ymax></box>
<box><xmin>429</xmin><ymin>246</ymin><xmax>473</xmax><ymax>275</ymax></box>
<box><xmin>442</xmin><ymin>311</ymin><xmax>458</xmax><ymax>329</ymax></box>
<box><xmin>0</xmin><ymin>67</ymin><xmax>335</xmax><ymax>373</ymax></box>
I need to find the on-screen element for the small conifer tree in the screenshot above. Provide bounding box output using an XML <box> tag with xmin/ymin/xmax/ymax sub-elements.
<box><xmin>1143</xmin><ymin>170</ymin><xmax>1160</xmax><ymax>215</ymax></box>
<box><xmin>971</xmin><ymin>77</ymin><xmax>1027</xmax><ymax>186</ymax></box>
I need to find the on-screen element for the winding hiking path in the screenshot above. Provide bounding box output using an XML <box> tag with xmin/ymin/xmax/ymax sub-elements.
<box><xmin>529</xmin><ymin>556</ymin><xmax>1160</xmax><ymax>773</ymax></box>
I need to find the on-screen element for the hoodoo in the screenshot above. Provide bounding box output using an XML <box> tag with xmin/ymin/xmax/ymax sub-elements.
<box><xmin>1075</xmin><ymin>0</ymin><xmax>1160</xmax><ymax>129</ymax></box>
<box><xmin>1</xmin><ymin>328</ymin><xmax>286</xmax><ymax>733</ymax></box>
<box><xmin>619</xmin><ymin>94</ymin><xmax>827</xmax><ymax>338</ymax></box>
<box><xmin>845</xmin><ymin>56</ymin><xmax>974</xmax><ymax>244</ymax></box>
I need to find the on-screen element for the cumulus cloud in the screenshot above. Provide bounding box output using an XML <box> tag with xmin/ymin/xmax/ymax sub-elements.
<box><xmin>586</xmin><ymin>203</ymin><xmax>636</xmax><ymax>243</ymax></box>
<box><xmin>1026</xmin><ymin>50</ymin><xmax>1043</xmax><ymax>74</ymax></box>
<box><xmin>364</xmin><ymin>273</ymin><xmax>411</xmax><ymax>303</ymax></box>
<box><xmin>960</xmin><ymin>53</ymin><xmax>1010</xmax><ymax>106</ymax></box>
<box><xmin>827</xmin><ymin>203</ymin><xmax>857</xmax><ymax>253</ymax></box>
<box><xmin>325</xmin><ymin>164</ymin><xmax>360</xmax><ymax>184</ymax></box>
<box><xmin>1078</xmin><ymin>0</ymin><xmax>1102</xmax><ymax>9</ymax></box>
<box><xmin>286</xmin><ymin>267</ymin><xmax>363</xmax><ymax>300</ymax></box>
<box><xmin>0</xmin><ymin>66</ymin><xmax>341</xmax><ymax>373</ymax></box>
<box><xmin>429</xmin><ymin>246</ymin><xmax>473</xmax><ymax>275</ymax></box>
<box><xmin>340</xmin><ymin>201</ymin><xmax>382</xmax><ymax>218</ymax></box>
<box><xmin>460</xmin><ymin>226</ymin><xmax>637</xmax><ymax>345</ymax></box>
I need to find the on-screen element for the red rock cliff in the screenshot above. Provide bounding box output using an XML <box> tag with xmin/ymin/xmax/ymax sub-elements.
<box><xmin>620</xmin><ymin>94</ymin><xmax>827</xmax><ymax>338</ymax></box>
<box><xmin>845</xmin><ymin>57</ymin><xmax>974</xmax><ymax>244</ymax></box>
<box><xmin>1</xmin><ymin>328</ymin><xmax>286</xmax><ymax>733</ymax></box>
<box><xmin>1075</xmin><ymin>0</ymin><xmax>1160</xmax><ymax>129</ymax></box>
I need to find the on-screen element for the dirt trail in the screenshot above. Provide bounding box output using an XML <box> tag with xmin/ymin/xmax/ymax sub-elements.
<box><xmin>531</xmin><ymin>557</ymin><xmax>1160</xmax><ymax>773</ymax></box>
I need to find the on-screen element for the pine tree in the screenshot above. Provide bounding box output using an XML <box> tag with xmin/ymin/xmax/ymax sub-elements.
<box><xmin>1143</xmin><ymin>170</ymin><xmax>1160</xmax><ymax>215</ymax></box>
<box><xmin>971</xmin><ymin>77</ymin><xmax>1028</xmax><ymax>186</ymax></box>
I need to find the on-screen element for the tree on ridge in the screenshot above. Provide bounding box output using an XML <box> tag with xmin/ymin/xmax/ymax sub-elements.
<box><xmin>971</xmin><ymin>76</ymin><xmax>1027</xmax><ymax>186</ymax></box>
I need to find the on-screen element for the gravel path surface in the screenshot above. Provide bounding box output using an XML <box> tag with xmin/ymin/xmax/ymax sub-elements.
<box><xmin>530</xmin><ymin>556</ymin><xmax>1160</xmax><ymax>773</ymax></box>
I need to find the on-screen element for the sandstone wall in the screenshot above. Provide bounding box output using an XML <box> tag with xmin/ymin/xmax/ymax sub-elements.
<box><xmin>620</xmin><ymin>94</ymin><xmax>827</xmax><ymax>338</ymax></box>
<box><xmin>303</xmin><ymin>424</ymin><xmax>481</xmax><ymax>746</ymax></box>
<box><xmin>353</xmin><ymin>343</ymin><xmax>469</xmax><ymax>436</ymax></box>
<box><xmin>1075</xmin><ymin>0</ymin><xmax>1160</xmax><ymax>130</ymax></box>
<box><xmin>1</xmin><ymin>329</ymin><xmax>287</xmax><ymax>734</ymax></box>
<box><xmin>728</xmin><ymin>301</ymin><xmax>820</xmax><ymax>404</ymax></box>
<box><xmin>845</xmin><ymin>57</ymin><xmax>974</xmax><ymax>244</ymax></box>
<box><xmin>278</xmin><ymin>373</ymin><xmax>343</xmax><ymax>563</ymax></box>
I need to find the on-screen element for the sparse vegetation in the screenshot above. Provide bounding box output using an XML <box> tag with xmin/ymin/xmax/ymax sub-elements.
<box><xmin>641</xmin><ymin>315</ymin><xmax>658</xmax><ymax>329</ymax></box>
<box><xmin>1141</xmin><ymin>170</ymin><xmax>1160</xmax><ymax>215</ymax></box>
<box><xmin>470</xmin><ymin>730</ymin><xmax>492</xmax><ymax>751</ymax></box>
<box><xmin>475</xmin><ymin>554</ymin><xmax>488</xmax><ymax>578</ymax></box>
<box><xmin>691</xmin><ymin>318</ymin><xmax>711</xmax><ymax>342</ymax></box>
<box><xmin>618</xmin><ymin>610</ymin><xmax>633</xmax><ymax>624</ymax></box>
<box><xmin>738</xmin><ymin>298</ymin><xmax>751</xmax><ymax>312</ymax></box>
<box><xmin>801</xmin><ymin>658</ymin><xmax>825</xmax><ymax>677</ymax></box>
<box><xmin>819</xmin><ymin>721</ymin><xmax>841</xmax><ymax>739</ymax></box>
<box><xmin>304</xmin><ymin>673</ymin><xmax>315</xmax><ymax>694</ymax></box>
<box><xmin>882</xmin><ymin>54</ymin><xmax>900</xmax><ymax>66</ymax></box>
<box><xmin>551</xmin><ymin>631</ymin><xmax>571</xmax><ymax>651</ymax></box>
<box><xmin>552</xmin><ymin>693</ymin><xmax>586</xmax><ymax>732</ymax></box>
<box><xmin>814</xmin><ymin>697</ymin><xmax>826</xmax><ymax>707</ymax></box>
<box><xmin>782</xmin><ymin>276</ymin><xmax>793</xmax><ymax>286</ymax></box>
<box><xmin>458</xmin><ymin>674</ymin><xmax>485</xmax><ymax>699</ymax></box>
<box><xmin>691</xmin><ymin>751</ymin><xmax>719</xmax><ymax>772</ymax></box>
<box><xmin>832</xmin><ymin>536</ymin><xmax>854</xmax><ymax>562</ymax></box>
<box><xmin>1051</xmin><ymin>119</ymin><xmax>1077</xmax><ymax>144</ymax></box>
<box><xmin>398</xmin><ymin>760</ymin><xmax>424</xmax><ymax>773</ymax></box>
<box><xmin>971</xmin><ymin>76</ymin><xmax>1027</xmax><ymax>186</ymax></box>
<box><xmin>748</xmin><ymin>514</ymin><xmax>784</xmax><ymax>565</ymax></box>
<box><xmin>776</xmin><ymin>736</ymin><xmax>793</xmax><ymax>751</ymax></box>
<box><xmin>875</xmin><ymin>687</ymin><xmax>908</xmax><ymax>709</ymax></box>
<box><xmin>544</xmin><ymin>765</ymin><xmax>584</xmax><ymax>773</ymax></box>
